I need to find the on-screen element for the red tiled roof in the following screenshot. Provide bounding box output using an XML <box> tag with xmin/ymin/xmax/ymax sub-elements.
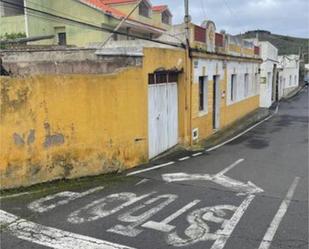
<box><xmin>81</xmin><ymin>0</ymin><xmax>167</xmax><ymax>31</ymax></box>
<box><xmin>82</xmin><ymin>0</ymin><xmax>127</xmax><ymax>18</ymax></box>
<box><xmin>101</xmin><ymin>0</ymin><xmax>146</xmax><ymax>5</ymax></box>
<box><xmin>101</xmin><ymin>0</ymin><xmax>136</xmax><ymax>4</ymax></box>
<box><xmin>152</xmin><ymin>5</ymin><xmax>167</xmax><ymax>12</ymax></box>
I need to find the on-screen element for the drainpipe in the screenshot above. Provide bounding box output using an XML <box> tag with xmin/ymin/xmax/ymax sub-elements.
<box><xmin>23</xmin><ymin>0</ymin><xmax>29</xmax><ymax>38</ymax></box>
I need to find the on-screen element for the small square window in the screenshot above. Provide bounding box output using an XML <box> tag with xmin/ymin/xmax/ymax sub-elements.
<box><xmin>139</xmin><ymin>1</ymin><xmax>150</xmax><ymax>17</ymax></box>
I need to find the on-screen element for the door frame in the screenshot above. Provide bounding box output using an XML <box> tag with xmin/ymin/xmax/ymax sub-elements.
<box><xmin>148</xmin><ymin>71</ymin><xmax>180</xmax><ymax>159</ymax></box>
<box><xmin>212</xmin><ymin>75</ymin><xmax>221</xmax><ymax>130</ymax></box>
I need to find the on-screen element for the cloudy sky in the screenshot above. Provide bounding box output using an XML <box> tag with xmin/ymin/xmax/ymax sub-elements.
<box><xmin>151</xmin><ymin>0</ymin><xmax>309</xmax><ymax>38</ymax></box>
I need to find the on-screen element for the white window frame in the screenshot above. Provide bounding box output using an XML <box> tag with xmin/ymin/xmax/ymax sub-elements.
<box><xmin>289</xmin><ymin>75</ymin><xmax>292</xmax><ymax>86</ymax></box>
<box><xmin>254</xmin><ymin>73</ymin><xmax>259</xmax><ymax>95</ymax></box>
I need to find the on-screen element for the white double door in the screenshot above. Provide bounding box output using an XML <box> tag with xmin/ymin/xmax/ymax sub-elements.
<box><xmin>148</xmin><ymin>83</ymin><xmax>178</xmax><ymax>159</ymax></box>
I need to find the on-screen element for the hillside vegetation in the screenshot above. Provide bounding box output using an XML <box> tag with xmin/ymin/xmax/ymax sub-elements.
<box><xmin>240</xmin><ymin>30</ymin><xmax>308</xmax><ymax>58</ymax></box>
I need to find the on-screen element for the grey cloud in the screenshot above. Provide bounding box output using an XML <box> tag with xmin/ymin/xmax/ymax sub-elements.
<box><xmin>151</xmin><ymin>0</ymin><xmax>309</xmax><ymax>37</ymax></box>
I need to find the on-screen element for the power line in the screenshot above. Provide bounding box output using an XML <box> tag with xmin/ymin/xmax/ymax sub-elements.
<box><xmin>200</xmin><ymin>0</ymin><xmax>207</xmax><ymax>19</ymax></box>
<box><xmin>222</xmin><ymin>0</ymin><xmax>236</xmax><ymax>17</ymax></box>
<box><xmin>221</xmin><ymin>0</ymin><xmax>244</xmax><ymax>34</ymax></box>
<box><xmin>0</xmin><ymin>0</ymin><xmax>185</xmax><ymax>48</ymax></box>
<box><xmin>25</xmin><ymin>0</ymin><xmax>99</xmax><ymax>26</ymax></box>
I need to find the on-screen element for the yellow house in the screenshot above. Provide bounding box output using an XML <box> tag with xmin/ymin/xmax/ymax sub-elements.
<box><xmin>0</xmin><ymin>47</ymin><xmax>187</xmax><ymax>189</ymax></box>
<box><xmin>162</xmin><ymin>20</ymin><xmax>262</xmax><ymax>143</ymax></box>
<box><xmin>0</xmin><ymin>18</ymin><xmax>262</xmax><ymax>189</ymax></box>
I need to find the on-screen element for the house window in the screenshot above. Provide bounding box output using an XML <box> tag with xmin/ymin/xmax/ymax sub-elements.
<box><xmin>244</xmin><ymin>73</ymin><xmax>249</xmax><ymax>97</ymax></box>
<box><xmin>267</xmin><ymin>72</ymin><xmax>272</xmax><ymax>88</ymax></box>
<box><xmin>148</xmin><ymin>71</ymin><xmax>179</xmax><ymax>84</ymax></box>
<box><xmin>161</xmin><ymin>11</ymin><xmax>170</xmax><ymax>25</ymax></box>
<box><xmin>294</xmin><ymin>75</ymin><xmax>297</xmax><ymax>84</ymax></box>
<box><xmin>254</xmin><ymin>73</ymin><xmax>259</xmax><ymax>95</ymax></box>
<box><xmin>289</xmin><ymin>75</ymin><xmax>292</xmax><ymax>86</ymax></box>
<box><xmin>199</xmin><ymin>76</ymin><xmax>208</xmax><ymax>112</ymax></box>
<box><xmin>230</xmin><ymin>74</ymin><xmax>237</xmax><ymax>102</ymax></box>
<box><xmin>58</xmin><ymin>33</ymin><xmax>67</xmax><ymax>46</ymax></box>
<box><xmin>139</xmin><ymin>1</ymin><xmax>150</xmax><ymax>17</ymax></box>
<box><xmin>0</xmin><ymin>0</ymin><xmax>24</xmax><ymax>17</ymax></box>
<box><xmin>112</xmin><ymin>33</ymin><xmax>118</xmax><ymax>41</ymax></box>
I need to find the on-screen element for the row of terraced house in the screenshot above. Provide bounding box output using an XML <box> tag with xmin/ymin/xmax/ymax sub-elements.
<box><xmin>0</xmin><ymin>0</ymin><xmax>301</xmax><ymax>189</ymax></box>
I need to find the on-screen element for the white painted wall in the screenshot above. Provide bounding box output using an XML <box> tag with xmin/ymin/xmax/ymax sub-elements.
<box><xmin>226</xmin><ymin>61</ymin><xmax>260</xmax><ymax>106</ymax></box>
<box><xmin>193</xmin><ymin>58</ymin><xmax>260</xmax><ymax>106</ymax></box>
<box><xmin>278</xmin><ymin>55</ymin><xmax>300</xmax><ymax>97</ymax></box>
<box><xmin>259</xmin><ymin>41</ymin><xmax>278</xmax><ymax>108</ymax></box>
<box><xmin>305</xmin><ymin>64</ymin><xmax>309</xmax><ymax>83</ymax></box>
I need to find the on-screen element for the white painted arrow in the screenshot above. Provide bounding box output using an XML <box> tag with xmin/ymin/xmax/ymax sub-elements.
<box><xmin>162</xmin><ymin>159</ymin><xmax>264</xmax><ymax>195</ymax></box>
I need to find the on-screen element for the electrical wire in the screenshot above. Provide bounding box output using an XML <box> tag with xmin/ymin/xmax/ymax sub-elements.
<box><xmin>0</xmin><ymin>0</ymin><xmax>185</xmax><ymax>48</ymax></box>
<box><xmin>25</xmin><ymin>0</ymin><xmax>99</xmax><ymax>26</ymax></box>
<box><xmin>200</xmin><ymin>0</ymin><xmax>207</xmax><ymax>19</ymax></box>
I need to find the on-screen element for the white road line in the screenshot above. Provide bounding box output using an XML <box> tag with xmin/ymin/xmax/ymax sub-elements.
<box><xmin>0</xmin><ymin>191</ymin><xmax>39</xmax><ymax>200</ymax></box>
<box><xmin>135</xmin><ymin>179</ymin><xmax>149</xmax><ymax>186</ymax></box>
<box><xmin>142</xmin><ymin>200</ymin><xmax>200</xmax><ymax>232</ymax></box>
<box><xmin>275</xmin><ymin>103</ymin><xmax>280</xmax><ymax>114</ymax></box>
<box><xmin>192</xmin><ymin>152</ymin><xmax>203</xmax><ymax>157</ymax></box>
<box><xmin>127</xmin><ymin>161</ymin><xmax>175</xmax><ymax>176</ymax></box>
<box><xmin>0</xmin><ymin>210</ymin><xmax>135</xmax><ymax>249</ymax></box>
<box><xmin>210</xmin><ymin>194</ymin><xmax>256</xmax><ymax>249</ymax></box>
<box><xmin>178</xmin><ymin>156</ymin><xmax>190</xmax><ymax>161</ymax></box>
<box><xmin>206</xmin><ymin>115</ymin><xmax>273</xmax><ymax>152</ymax></box>
<box><xmin>258</xmin><ymin>177</ymin><xmax>300</xmax><ymax>249</ymax></box>
<box><xmin>217</xmin><ymin>159</ymin><xmax>245</xmax><ymax>176</ymax></box>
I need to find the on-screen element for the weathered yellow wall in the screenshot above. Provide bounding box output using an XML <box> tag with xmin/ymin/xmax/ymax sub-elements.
<box><xmin>242</xmin><ymin>48</ymin><xmax>255</xmax><ymax>57</ymax></box>
<box><xmin>0</xmin><ymin>71</ymin><xmax>148</xmax><ymax>189</ymax></box>
<box><xmin>221</xmin><ymin>96</ymin><xmax>259</xmax><ymax>126</ymax></box>
<box><xmin>229</xmin><ymin>44</ymin><xmax>242</xmax><ymax>54</ymax></box>
<box><xmin>0</xmin><ymin>47</ymin><xmax>186</xmax><ymax>189</ymax></box>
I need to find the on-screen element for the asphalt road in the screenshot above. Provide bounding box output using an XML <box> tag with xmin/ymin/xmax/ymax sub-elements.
<box><xmin>1</xmin><ymin>87</ymin><xmax>308</xmax><ymax>249</ymax></box>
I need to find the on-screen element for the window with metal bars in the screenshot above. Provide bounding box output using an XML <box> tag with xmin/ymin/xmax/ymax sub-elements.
<box><xmin>148</xmin><ymin>72</ymin><xmax>179</xmax><ymax>84</ymax></box>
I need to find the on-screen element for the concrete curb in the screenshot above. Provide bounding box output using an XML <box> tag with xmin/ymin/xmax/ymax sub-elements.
<box><xmin>282</xmin><ymin>85</ymin><xmax>306</xmax><ymax>100</ymax></box>
<box><xmin>200</xmin><ymin>108</ymin><xmax>271</xmax><ymax>150</ymax></box>
<box><xmin>149</xmin><ymin>107</ymin><xmax>272</xmax><ymax>163</ymax></box>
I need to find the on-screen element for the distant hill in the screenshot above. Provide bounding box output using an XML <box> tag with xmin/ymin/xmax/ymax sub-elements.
<box><xmin>239</xmin><ymin>30</ymin><xmax>308</xmax><ymax>58</ymax></box>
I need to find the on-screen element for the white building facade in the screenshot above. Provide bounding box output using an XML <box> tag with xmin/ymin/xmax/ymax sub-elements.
<box><xmin>258</xmin><ymin>41</ymin><xmax>279</xmax><ymax>108</ymax></box>
<box><xmin>305</xmin><ymin>64</ymin><xmax>309</xmax><ymax>84</ymax></box>
<box><xmin>277</xmin><ymin>55</ymin><xmax>300</xmax><ymax>98</ymax></box>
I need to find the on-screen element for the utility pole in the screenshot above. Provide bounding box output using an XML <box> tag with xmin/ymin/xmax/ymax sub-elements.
<box><xmin>183</xmin><ymin>0</ymin><xmax>192</xmax><ymax>145</ymax></box>
<box><xmin>184</xmin><ymin>0</ymin><xmax>191</xmax><ymax>47</ymax></box>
